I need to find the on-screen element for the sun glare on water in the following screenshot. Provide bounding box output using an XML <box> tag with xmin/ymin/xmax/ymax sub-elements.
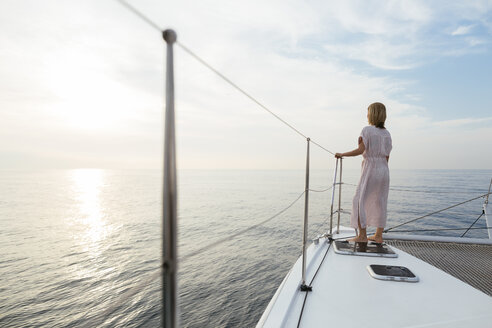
<box><xmin>70</xmin><ymin>169</ymin><xmax>109</xmax><ymax>248</ymax></box>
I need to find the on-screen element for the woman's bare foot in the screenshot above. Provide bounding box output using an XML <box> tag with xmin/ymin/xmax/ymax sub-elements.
<box><xmin>368</xmin><ymin>235</ymin><xmax>383</xmax><ymax>244</ymax></box>
<box><xmin>348</xmin><ymin>236</ymin><xmax>368</xmax><ymax>243</ymax></box>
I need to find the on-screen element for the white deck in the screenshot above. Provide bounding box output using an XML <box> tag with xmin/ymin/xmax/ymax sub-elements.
<box><xmin>257</xmin><ymin>226</ymin><xmax>492</xmax><ymax>328</ymax></box>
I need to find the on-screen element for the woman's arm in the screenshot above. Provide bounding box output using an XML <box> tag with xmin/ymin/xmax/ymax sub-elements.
<box><xmin>335</xmin><ymin>137</ymin><xmax>365</xmax><ymax>158</ymax></box>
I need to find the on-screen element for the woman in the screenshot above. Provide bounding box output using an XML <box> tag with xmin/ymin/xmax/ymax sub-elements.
<box><xmin>335</xmin><ymin>102</ymin><xmax>392</xmax><ymax>244</ymax></box>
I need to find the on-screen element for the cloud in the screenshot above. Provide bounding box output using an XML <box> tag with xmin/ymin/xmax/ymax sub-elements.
<box><xmin>466</xmin><ymin>37</ymin><xmax>488</xmax><ymax>46</ymax></box>
<box><xmin>311</xmin><ymin>1</ymin><xmax>492</xmax><ymax>70</ymax></box>
<box><xmin>304</xmin><ymin>1</ymin><xmax>433</xmax><ymax>70</ymax></box>
<box><xmin>327</xmin><ymin>1</ymin><xmax>432</xmax><ymax>36</ymax></box>
<box><xmin>432</xmin><ymin>116</ymin><xmax>492</xmax><ymax>128</ymax></box>
<box><xmin>451</xmin><ymin>24</ymin><xmax>475</xmax><ymax>35</ymax></box>
<box><xmin>1</xmin><ymin>0</ymin><xmax>491</xmax><ymax>169</ymax></box>
<box><xmin>323</xmin><ymin>39</ymin><xmax>418</xmax><ymax>70</ymax></box>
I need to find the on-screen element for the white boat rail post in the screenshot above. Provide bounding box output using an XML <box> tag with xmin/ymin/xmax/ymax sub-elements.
<box><xmin>486</xmin><ymin>178</ymin><xmax>491</xmax><ymax>205</ymax></box>
<box><xmin>336</xmin><ymin>158</ymin><xmax>343</xmax><ymax>234</ymax></box>
<box><xmin>300</xmin><ymin>138</ymin><xmax>312</xmax><ymax>292</ymax></box>
<box><xmin>484</xmin><ymin>178</ymin><xmax>492</xmax><ymax>239</ymax></box>
<box><xmin>329</xmin><ymin>158</ymin><xmax>339</xmax><ymax>235</ymax></box>
<box><xmin>162</xmin><ymin>29</ymin><xmax>179</xmax><ymax>328</ymax></box>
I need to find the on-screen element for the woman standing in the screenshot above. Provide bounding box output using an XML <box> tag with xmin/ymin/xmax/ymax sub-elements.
<box><xmin>335</xmin><ymin>102</ymin><xmax>392</xmax><ymax>243</ymax></box>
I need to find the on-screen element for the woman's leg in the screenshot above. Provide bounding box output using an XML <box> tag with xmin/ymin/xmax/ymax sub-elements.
<box><xmin>368</xmin><ymin>227</ymin><xmax>384</xmax><ymax>243</ymax></box>
<box><xmin>349</xmin><ymin>214</ymin><xmax>368</xmax><ymax>243</ymax></box>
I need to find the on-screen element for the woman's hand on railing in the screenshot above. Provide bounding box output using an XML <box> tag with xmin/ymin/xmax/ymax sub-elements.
<box><xmin>335</xmin><ymin>153</ymin><xmax>343</xmax><ymax>158</ymax></box>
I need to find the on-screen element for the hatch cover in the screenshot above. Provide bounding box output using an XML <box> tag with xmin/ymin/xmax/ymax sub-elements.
<box><xmin>367</xmin><ymin>264</ymin><xmax>419</xmax><ymax>282</ymax></box>
<box><xmin>334</xmin><ymin>240</ymin><xmax>398</xmax><ymax>258</ymax></box>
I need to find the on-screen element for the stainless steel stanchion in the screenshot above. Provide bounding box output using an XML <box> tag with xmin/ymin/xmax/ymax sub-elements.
<box><xmin>162</xmin><ymin>29</ymin><xmax>178</xmax><ymax>328</ymax></box>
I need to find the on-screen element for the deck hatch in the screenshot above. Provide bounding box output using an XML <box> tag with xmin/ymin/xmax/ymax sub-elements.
<box><xmin>333</xmin><ymin>240</ymin><xmax>398</xmax><ymax>258</ymax></box>
<box><xmin>367</xmin><ymin>264</ymin><xmax>419</xmax><ymax>282</ymax></box>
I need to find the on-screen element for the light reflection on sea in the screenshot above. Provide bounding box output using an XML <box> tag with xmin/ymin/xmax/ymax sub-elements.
<box><xmin>0</xmin><ymin>169</ymin><xmax>490</xmax><ymax>327</ymax></box>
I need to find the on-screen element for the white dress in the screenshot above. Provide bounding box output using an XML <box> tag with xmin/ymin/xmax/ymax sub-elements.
<box><xmin>350</xmin><ymin>125</ymin><xmax>392</xmax><ymax>229</ymax></box>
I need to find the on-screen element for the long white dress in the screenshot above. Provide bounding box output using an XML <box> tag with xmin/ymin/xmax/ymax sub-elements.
<box><xmin>350</xmin><ymin>125</ymin><xmax>392</xmax><ymax>229</ymax></box>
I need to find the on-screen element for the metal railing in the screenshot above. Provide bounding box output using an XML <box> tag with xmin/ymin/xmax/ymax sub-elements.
<box><xmin>337</xmin><ymin>159</ymin><xmax>343</xmax><ymax>234</ymax></box>
<box><xmin>329</xmin><ymin>159</ymin><xmax>338</xmax><ymax>235</ymax></box>
<box><xmin>300</xmin><ymin>138</ymin><xmax>311</xmax><ymax>291</ymax></box>
<box><xmin>486</xmin><ymin>178</ymin><xmax>491</xmax><ymax>204</ymax></box>
<box><xmin>328</xmin><ymin>158</ymin><xmax>344</xmax><ymax>236</ymax></box>
<box><xmin>300</xmin><ymin>146</ymin><xmax>344</xmax><ymax>292</ymax></box>
<box><xmin>162</xmin><ymin>29</ymin><xmax>178</xmax><ymax>328</ymax></box>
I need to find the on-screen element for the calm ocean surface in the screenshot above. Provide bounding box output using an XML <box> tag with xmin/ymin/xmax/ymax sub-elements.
<box><xmin>1</xmin><ymin>169</ymin><xmax>491</xmax><ymax>327</ymax></box>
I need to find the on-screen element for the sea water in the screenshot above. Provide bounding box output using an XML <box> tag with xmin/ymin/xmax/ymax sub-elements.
<box><xmin>0</xmin><ymin>169</ymin><xmax>490</xmax><ymax>327</ymax></box>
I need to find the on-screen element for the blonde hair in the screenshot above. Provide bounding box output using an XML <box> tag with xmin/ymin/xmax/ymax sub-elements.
<box><xmin>368</xmin><ymin>102</ymin><xmax>386</xmax><ymax>129</ymax></box>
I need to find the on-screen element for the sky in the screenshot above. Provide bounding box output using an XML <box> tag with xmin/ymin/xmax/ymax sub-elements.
<box><xmin>1</xmin><ymin>0</ymin><xmax>491</xmax><ymax>170</ymax></box>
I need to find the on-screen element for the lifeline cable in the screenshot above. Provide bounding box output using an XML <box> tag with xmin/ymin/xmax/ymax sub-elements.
<box><xmin>309</xmin><ymin>186</ymin><xmax>333</xmax><ymax>193</ymax></box>
<box><xmin>389</xmin><ymin>226</ymin><xmax>492</xmax><ymax>233</ymax></box>
<box><xmin>344</xmin><ymin>182</ymin><xmax>487</xmax><ymax>195</ymax></box>
<box><xmin>181</xmin><ymin>190</ymin><xmax>306</xmax><ymax>261</ymax></box>
<box><xmin>116</xmin><ymin>0</ymin><xmax>161</xmax><ymax>32</ymax></box>
<box><xmin>385</xmin><ymin>192</ymin><xmax>491</xmax><ymax>232</ymax></box>
<box><xmin>461</xmin><ymin>211</ymin><xmax>485</xmax><ymax>237</ymax></box>
<box><xmin>296</xmin><ymin>241</ymin><xmax>332</xmax><ymax>328</ymax></box>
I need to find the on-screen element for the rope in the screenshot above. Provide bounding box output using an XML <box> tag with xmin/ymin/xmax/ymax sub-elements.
<box><xmin>116</xmin><ymin>0</ymin><xmax>162</xmax><ymax>32</ymax></box>
<box><xmin>388</xmin><ymin>187</ymin><xmax>488</xmax><ymax>194</ymax></box>
<box><xmin>344</xmin><ymin>182</ymin><xmax>487</xmax><ymax>195</ymax></box>
<box><xmin>461</xmin><ymin>211</ymin><xmax>485</xmax><ymax>237</ymax></box>
<box><xmin>388</xmin><ymin>226</ymin><xmax>492</xmax><ymax>233</ymax></box>
<box><xmin>384</xmin><ymin>192</ymin><xmax>490</xmax><ymax>232</ymax></box>
<box><xmin>297</xmin><ymin>241</ymin><xmax>332</xmax><ymax>328</ymax></box>
<box><xmin>297</xmin><ymin>288</ymin><xmax>309</xmax><ymax>328</ymax></box>
<box><xmin>321</xmin><ymin>227</ymin><xmax>492</xmax><ymax>239</ymax></box>
<box><xmin>307</xmin><ymin>241</ymin><xmax>332</xmax><ymax>284</ymax></box>
<box><xmin>181</xmin><ymin>190</ymin><xmax>305</xmax><ymax>261</ymax></box>
<box><xmin>310</xmin><ymin>140</ymin><xmax>335</xmax><ymax>155</ymax></box>
<box><xmin>309</xmin><ymin>186</ymin><xmax>333</xmax><ymax>193</ymax></box>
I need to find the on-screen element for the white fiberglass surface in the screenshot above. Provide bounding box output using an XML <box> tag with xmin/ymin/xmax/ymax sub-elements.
<box><xmin>258</xmin><ymin>227</ymin><xmax>492</xmax><ymax>328</ymax></box>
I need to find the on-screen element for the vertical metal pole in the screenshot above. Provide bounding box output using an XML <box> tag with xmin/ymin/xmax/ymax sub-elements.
<box><xmin>336</xmin><ymin>158</ymin><xmax>343</xmax><ymax>234</ymax></box>
<box><xmin>162</xmin><ymin>29</ymin><xmax>178</xmax><ymax>328</ymax></box>
<box><xmin>485</xmin><ymin>178</ymin><xmax>492</xmax><ymax>239</ymax></box>
<box><xmin>300</xmin><ymin>138</ymin><xmax>311</xmax><ymax>291</ymax></box>
<box><xmin>486</xmin><ymin>178</ymin><xmax>491</xmax><ymax>204</ymax></box>
<box><xmin>329</xmin><ymin>158</ymin><xmax>339</xmax><ymax>235</ymax></box>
